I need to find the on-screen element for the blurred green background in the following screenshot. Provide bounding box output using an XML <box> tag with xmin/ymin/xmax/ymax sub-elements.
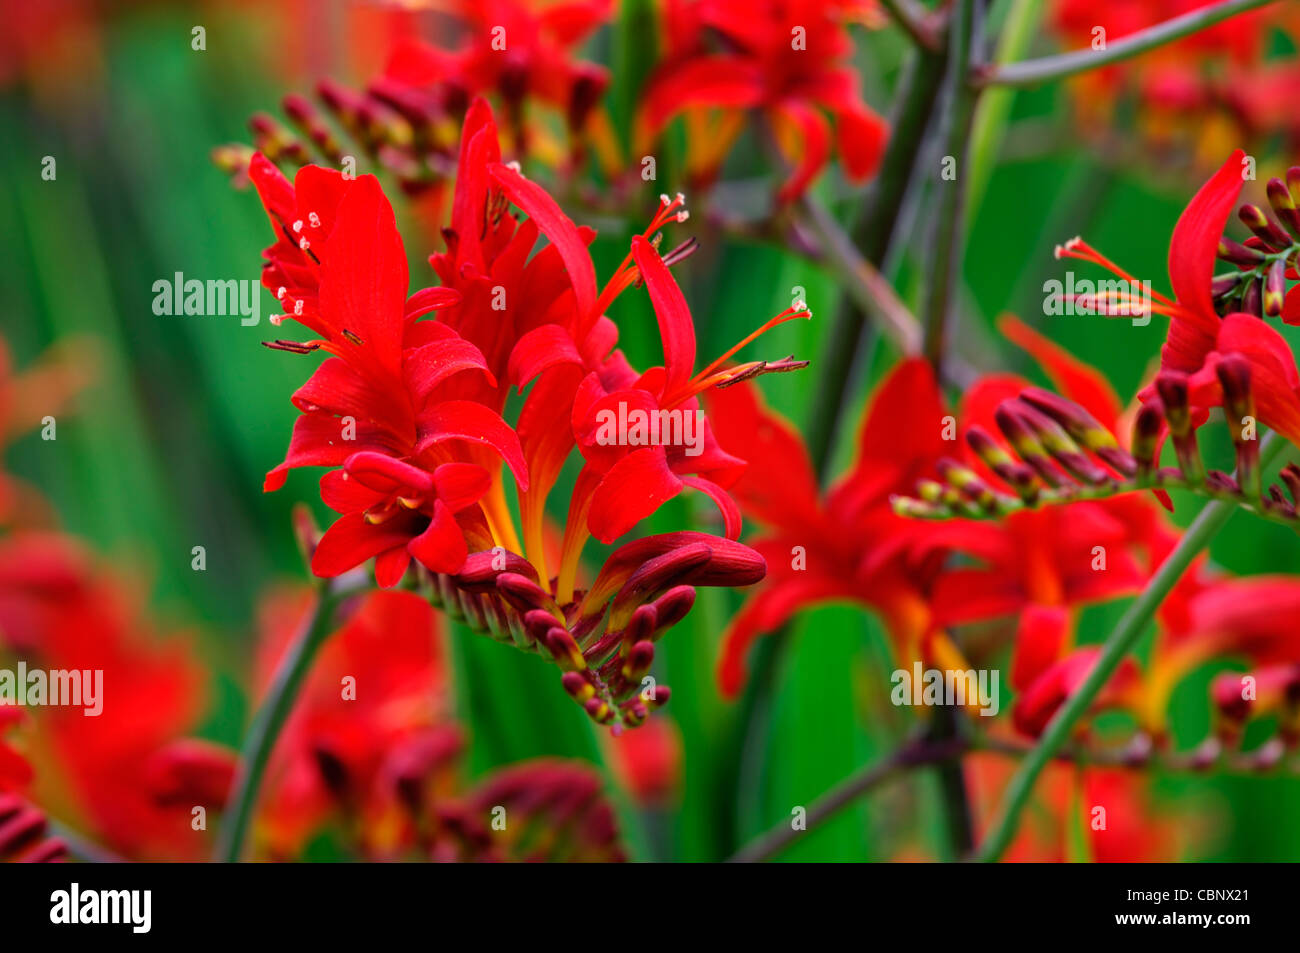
<box><xmin>3</xmin><ymin>0</ymin><xmax>1299</xmax><ymax>861</ymax></box>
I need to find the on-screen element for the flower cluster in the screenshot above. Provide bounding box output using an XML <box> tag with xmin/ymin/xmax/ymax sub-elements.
<box><xmin>248</xmin><ymin>98</ymin><xmax>808</xmax><ymax>729</ymax></box>
<box><xmin>167</xmin><ymin>584</ymin><xmax>629</xmax><ymax>862</ymax></box>
<box><xmin>1050</xmin><ymin>0</ymin><xmax>1300</xmax><ymax>172</ymax></box>
<box><xmin>635</xmin><ymin>0</ymin><xmax>890</xmax><ymax>202</ymax></box>
<box><xmin>215</xmin><ymin>0</ymin><xmax>617</xmax><ymax>212</ymax></box>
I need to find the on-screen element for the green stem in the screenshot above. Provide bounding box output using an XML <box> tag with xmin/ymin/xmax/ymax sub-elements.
<box><xmin>966</xmin><ymin>0</ymin><xmax>1044</xmax><ymax>220</ymax></box>
<box><xmin>974</xmin><ymin>432</ymin><xmax>1289</xmax><ymax>862</ymax></box>
<box><xmin>214</xmin><ymin>582</ymin><xmax>357</xmax><ymax>862</ymax></box>
<box><xmin>977</xmin><ymin>0</ymin><xmax>1281</xmax><ymax>89</ymax></box>
<box><xmin>880</xmin><ymin>0</ymin><xmax>943</xmax><ymax>50</ymax></box>
<box><xmin>921</xmin><ymin>0</ymin><xmax>981</xmax><ymax>379</ymax></box>
<box><xmin>726</xmin><ymin>733</ymin><xmax>966</xmax><ymax>863</ymax></box>
<box><xmin>804</xmin><ymin>36</ymin><xmax>950</xmax><ymax>474</ymax></box>
<box><xmin>719</xmin><ymin>33</ymin><xmax>954</xmax><ymax>858</ymax></box>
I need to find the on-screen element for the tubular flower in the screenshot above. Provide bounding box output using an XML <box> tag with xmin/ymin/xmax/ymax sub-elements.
<box><xmin>249</xmin><ymin>156</ymin><xmax>528</xmax><ymax>586</ymax></box>
<box><xmin>249</xmin><ymin>98</ymin><xmax>804</xmax><ymax>728</ymax></box>
<box><xmin>1056</xmin><ymin>150</ymin><xmax>1300</xmax><ymax>450</ymax></box>
<box><xmin>712</xmin><ymin>323</ymin><xmax>1178</xmax><ymax>704</ymax></box>
<box><xmin>635</xmin><ymin>0</ymin><xmax>890</xmax><ymax>202</ymax></box>
<box><xmin>185</xmin><ymin>583</ymin><xmax>628</xmax><ymax>862</ymax></box>
<box><xmin>1000</xmin><ymin>569</ymin><xmax>1300</xmax><ymax>764</ymax></box>
<box><xmin>1049</xmin><ymin>0</ymin><xmax>1300</xmax><ymax>172</ymax></box>
<box><xmin>383</xmin><ymin>0</ymin><xmax>613</xmax><ymax>161</ymax></box>
<box><xmin>705</xmin><ymin>358</ymin><xmax>1003</xmax><ymax>697</ymax></box>
<box><xmin>966</xmin><ymin>754</ymin><xmax>1186</xmax><ymax>862</ymax></box>
<box><xmin>216</xmin><ymin>0</ymin><xmax>615</xmax><ymax>207</ymax></box>
<box><xmin>0</xmin><ymin>532</ymin><xmax>210</xmax><ymax>861</ymax></box>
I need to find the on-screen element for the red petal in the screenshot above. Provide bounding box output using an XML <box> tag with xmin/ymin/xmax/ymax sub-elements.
<box><xmin>1167</xmin><ymin>149</ymin><xmax>1245</xmax><ymax>335</ymax></box>
<box><xmin>319</xmin><ymin>175</ymin><xmax>408</xmax><ymax>374</ymax></box>
<box><xmin>631</xmin><ymin>235</ymin><xmax>696</xmax><ymax>397</ymax></box>
<box><xmin>772</xmin><ymin>100</ymin><xmax>832</xmax><ymax>203</ymax></box>
<box><xmin>636</xmin><ymin>55</ymin><xmax>763</xmax><ymax>142</ymax></box>
<box><xmin>489</xmin><ymin>163</ymin><xmax>596</xmax><ymax>322</ymax></box>
<box><xmin>680</xmin><ymin>476</ymin><xmax>741</xmax><ymax>539</ymax></box>
<box><xmin>320</xmin><ymin>469</ymin><xmax>386</xmax><ymax>514</ymax></box>
<box><xmin>432</xmin><ymin>462</ymin><xmax>492</xmax><ymax>511</ymax></box>
<box><xmin>311</xmin><ymin>511</ymin><xmax>419</xmax><ymax>578</ymax></box>
<box><xmin>507</xmin><ymin>324</ymin><xmax>584</xmax><ymax>388</ymax></box>
<box><xmin>705</xmin><ymin>381</ymin><xmax>822</xmax><ymax>530</ymax></box>
<box><xmin>344</xmin><ymin>451</ymin><xmax>435</xmax><ymax>495</ymax></box>
<box><xmin>1010</xmin><ymin>605</ymin><xmax>1070</xmax><ymax>691</ymax></box>
<box><xmin>405</xmin><ymin>286</ymin><xmax>462</xmax><ymax>321</ymax></box>
<box><xmin>588</xmin><ymin>447</ymin><xmax>684</xmax><ymax>543</ymax></box>
<box><xmin>416</xmin><ymin>400</ymin><xmax>529</xmax><ymax>491</ymax></box>
<box><xmin>374</xmin><ymin>547</ymin><xmax>412</xmax><ymax>588</ymax></box>
<box><xmin>834</xmin><ymin>102</ymin><xmax>889</xmax><ymax>182</ymax></box>
<box><xmin>404</xmin><ymin>336</ymin><xmax>496</xmax><ymax>406</ymax></box>
<box><xmin>407</xmin><ymin>500</ymin><xmax>469</xmax><ymax>574</ymax></box>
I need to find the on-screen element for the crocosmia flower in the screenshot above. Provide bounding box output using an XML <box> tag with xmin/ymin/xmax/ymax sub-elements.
<box><xmin>636</xmin><ymin>0</ymin><xmax>890</xmax><ymax>202</ymax></box>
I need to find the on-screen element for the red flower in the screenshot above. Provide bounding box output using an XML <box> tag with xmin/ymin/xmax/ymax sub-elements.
<box><xmin>423</xmin><ymin>98</ymin><xmax>802</xmax><ymax>603</ymax></box>
<box><xmin>248</xmin><ymin>98</ymin><xmax>800</xmax><ymax>728</ymax></box>
<box><xmin>383</xmin><ymin>0</ymin><xmax>612</xmax><ymax>152</ymax></box>
<box><xmin>706</xmin><ymin>357</ymin><xmax>996</xmax><ymax>695</ymax></box>
<box><xmin>636</xmin><ymin>0</ymin><xmax>889</xmax><ymax>202</ymax></box>
<box><xmin>966</xmin><ymin>754</ymin><xmax>1186</xmax><ymax>862</ymax></box>
<box><xmin>207</xmin><ymin>583</ymin><xmax>626</xmax><ymax>861</ymax></box>
<box><xmin>1058</xmin><ymin>150</ymin><xmax>1300</xmax><ymax>447</ymax></box>
<box><xmin>1050</xmin><ymin>0</ymin><xmax>1298</xmax><ymax>168</ymax></box>
<box><xmin>0</xmin><ymin>532</ymin><xmax>209</xmax><ymax>860</ymax></box>
<box><xmin>250</xmin><ymin>157</ymin><xmax>528</xmax><ymax>584</ymax></box>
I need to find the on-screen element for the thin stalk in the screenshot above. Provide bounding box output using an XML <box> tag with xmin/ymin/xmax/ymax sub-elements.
<box><xmin>47</xmin><ymin>820</ymin><xmax>127</xmax><ymax>864</ymax></box>
<box><xmin>921</xmin><ymin>0</ymin><xmax>981</xmax><ymax>379</ymax></box>
<box><xmin>214</xmin><ymin>582</ymin><xmax>359</xmax><ymax>862</ymax></box>
<box><xmin>880</xmin><ymin>0</ymin><xmax>943</xmax><ymax>50</ymax></box>
<box><xmin>726</xmin><ymin>733</ymin><xmax>967</xmax><ymax>863</ymax></box>
<box><xmin>974</xmin><ymin>432</ymin><xmax>1289</xmax><ymax>862</ymax></box>
<box><xmin>719</xmin><ymin>31</ymin><xmax>954</xmax><ymax>858</ymax></box>
<box><xmin>977</xmin><ymin>0</ymin><xmax>1281</xmax><ymax>89</ymax></box>
<box><xmin>805</xmin><ymin>36</ymin><xmax>950</xmax><ymax>474</ymax></box>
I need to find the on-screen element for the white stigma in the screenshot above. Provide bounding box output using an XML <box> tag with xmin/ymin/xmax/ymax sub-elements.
<box><xmin>308</xmin><ymin>212</ymin><xmax>321</xmax><ymax>228</ymax></box>
<box><xmin>299</xmin><ymin>237</ymin><xmax>311</xmax><ymax>251</ymax></box>
<box><xmin>293</xmin><ymin>220</ymin><xmax>304</xmax><ymax>233</ymax></box>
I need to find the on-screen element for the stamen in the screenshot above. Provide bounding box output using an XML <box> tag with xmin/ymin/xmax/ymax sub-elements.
<box><xmin>1055</xmin><ymin>235</ymin><xmax>1178</xmax><ymax>310</ymax></box>
<box><xmin>263</xmin><ymin>339</ymin><xmax>322</xmax><ymax>354</ymax></box>
<box><xmin>691</xmin><ymin>304</ymin><xmax>812</xmax><ymax>386</ymax></box>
